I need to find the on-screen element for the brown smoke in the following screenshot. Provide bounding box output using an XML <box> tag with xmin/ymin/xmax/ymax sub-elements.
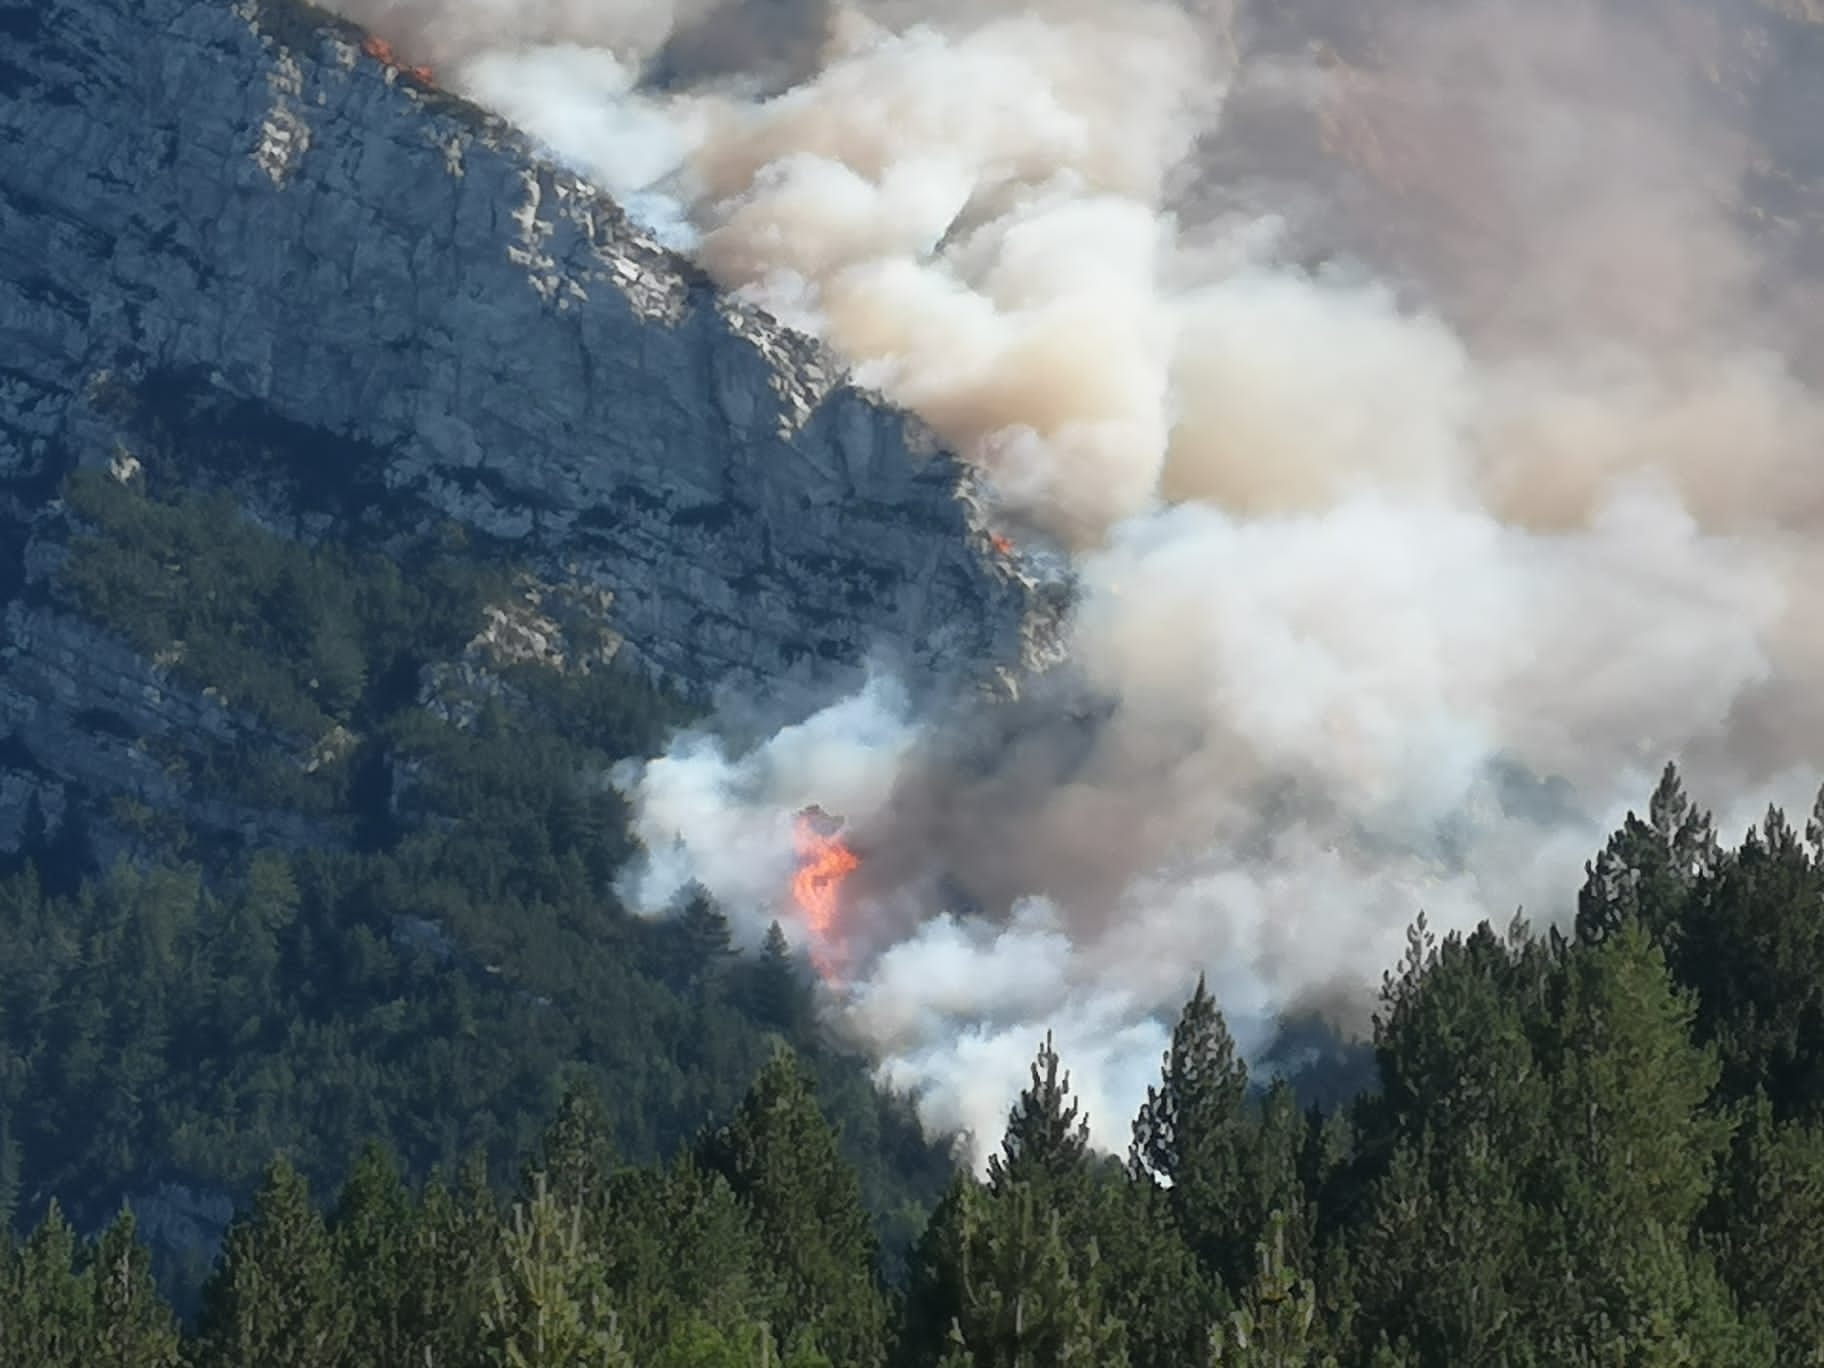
<box><xmin>328</xmin><ymin>0</ymin><xmax>1824</xmax><ymax>1156</ymax></box>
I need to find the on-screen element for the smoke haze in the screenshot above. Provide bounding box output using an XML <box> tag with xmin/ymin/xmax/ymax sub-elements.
<box><xmin>328</xmin><ymin>0</ymin><xmax>1824</xmax><ymax>1161</ymax></box>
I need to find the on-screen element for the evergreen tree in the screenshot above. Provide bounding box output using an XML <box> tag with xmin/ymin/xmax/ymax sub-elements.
<box><xmin>522</xmin><ymin>1080</ymin><xmax>618</xmax><ymax>1238</ymax></box>
<box><xmin>86</xmin><ymin>1207</ymin><xmax>180</xmax><ymax>1368</ymax></box>
<box><xmin>600</xmin><ymin>1155</ymin><xmax>767</xmax><ymax>1358</ymax></box>
<box><xmin>332</xmin><ymin>1141</ymin><xmax>413</xmax><ymax>1368</ymax></box>
<box><xmin>1344</xmin><ymin>1127</ymin><xmax>1531</xmax><ymax>1365</ymax></box>
<box><xmin>897</xmin><ymin>1172</ymin><xmax>973</xmax><ymax>1368</ymax></box>
<box><xmin>987</xmin><ymin>1033</ymin><xmax>1090</xmax><ymax>1196</ymax></box>
<box><xmin>192</xmin><ymin>1157</ymin><xmax>352</xmax><ymax>1368</ymax></box>
<box><xmin>1676</xmin><ymin>806</ymin><xmax>1824</xmax><ymax>1116</ymax></box>
<box><xmin>1346</xmin><ymin>920</ymin><xmax>1556</xmax><ymax>1362</ymax></box>
<box><xmin>481</xmin><ymin>1172</ymin><xmax>631</xmax><ymax>1368</ymax></box>
<box><xmin>655</xmin><ymin>891</ymin><xmax>735</xmax><ymax>993</ymax></box>
<box><xmin>1091</xmin><ymin>1174</ymin><xmax>1213</xmax><ymax>1368</ymax></box>
<box><xmin>400</xmin><ymin>1158</ymin><xmax>499</xmax><ymax>1368</ymax></box>
<box><xmin>700</xmin><ymin>1049</ymin><xmax>888</xmax><ymax>1367</ymax></box>
<box><xmin>943</xmin><ymin>1181</ymin><xmax>1128</xmax><ymax>1368</ymax></box>
<box><xmin>744</xmin><ymin>921</ymin><xmax>810</xmax><ymax>1034</ymax></box>
<box><xmin>1130</xmin><ymin>976</ymin><xmax>1309</xmax><ymax>1307</ymax></box>
<box><xmin>1711</xmin><ymin>1094</ymin><xmax>1824</xmax><ymax>1363</ymax></box>
<box><xmin>1212</xmin><ymin>1210</ymin><xmax>1336</xmax><ymax>1367</ymax></box>
<box><xmin>1575</xmin><ymin>762</ymin><xmax>1716</xmax><ymax>948</ymax></box>
<box><xmin>1130</xmin><ymin>976</ymin><xmax>1249</xmax><ymax>1188</ymax></box>
<box><xmin>1</xmin><ymin>1200</ymin><xmax>93</xmax><ymax>1368</ymax></box>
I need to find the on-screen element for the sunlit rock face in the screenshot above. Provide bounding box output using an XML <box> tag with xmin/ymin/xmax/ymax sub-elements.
<box><xmin>0</xmin><ymin>0</ymin><xmax>1059</xmax><ymax>861</ymax></box>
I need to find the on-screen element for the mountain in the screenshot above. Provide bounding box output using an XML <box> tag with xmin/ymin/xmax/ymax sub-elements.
<box><xmin>0</xmin><ymin>0</ymin><xmax>1065</xmax><ymax>873</ymax></box>
<box><xmin>0</xmin><ymin>0</ymin><xmax>1073</xmax><ymax>1290</ymax></box>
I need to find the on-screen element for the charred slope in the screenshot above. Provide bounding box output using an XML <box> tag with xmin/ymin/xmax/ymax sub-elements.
<box><xmin>0</xmin><ymin>0</ymin><xmax>1059</xmax><ymax>862</ymax></box>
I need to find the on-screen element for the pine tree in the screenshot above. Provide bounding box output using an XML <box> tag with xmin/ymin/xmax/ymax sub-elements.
<box><xmin>2</xmin><ymin>1200</ymin><xmax>94</xmax><ymax>1368</ymax></box>
<box><xmin>1130</xmin><ymin>976</ymin><xmax>1249</xmax><ymax>1189</ymax></box>
<box><xmin>700</xmin><ymin>1048</ymin><xmax>887</xmax><ymax>1367</ymax></box>
<box><xmin>331</xmin><ymin>1141</ymin><xmax>413</xmax><ymax>1368</ymax></box>
<box><xmin>1344</xmin><ymin>1127</ymin><xmax>1530</xmax><ymax>1364</ymax></box>
<box><xmin>1345</xmin><ymin>920</ymin><xmax>1550</xmax><ymax>1362</ymax></box>
<box><xmin>86</xmin><ymin>1207</ymin><xmax>180</xmax><ymax>1368</ymax></box>
<box><xmin>943</xmin><ymin>1181</ymin><xmax>1129</xmax><ymax>1368</ymax></box>
<box><xmin>657</xmin><ymin>891</ymin><xmax>735</xmax><ymax>993</ymax></box>
<box><xmin>400</xmin><ymin>1158</ymin><xmax>498</xmax><ymax>1368</ymax></box>
<box><xmin>1091</xmin><ymin>1173</ymin><xmax>1213</xmax><ymax>1368</ymax></box>
<box><xmin>1212</xmin><ymin>1211</ymin><xmax>1336</xmax><ymax>1367</ymax></box>
<box><xmin>1131</xmin><ymin>978</ymin><xmax>1305</xmax><ymax>1296</ymax></box>
<box><xmin>1575</xmin><ymin>762</ymin><xmax>1715</xmax><ymax>948</ymax></box>
<box><xmin>192</xmin><ymin>1157</ymin><xmax>352</xmax><ymax>1368</ymax></box>
<box><xmin>987</xmin><ymin>1033</ymin><xmax>1090</xmax><ymax>1196</ymax></box>
<box><xmin>1710</xmin><ymin>1094</ymin><xmax>1824</xmax><ymax>1363</ymax></box>
<box><xmin>745</xmin><ymin>922</ymin><xmax>810</xmax><ymax>1034</ymax></box>
<box><xmin>1530</xmin><ymin>921</ymin><xmax>1762</xmax><ymax>1361</ymax></box>
<box><xmin>523</xmin><ymin>1080</ymin><xmax>618</xmax><ymax>1239</ymax></box>
<box><xmin>1676</xmin><ymin>806</ymin><xmax>1824</xmax><ymax>1115</ymax></box>
<box><xmin>897</xmin><ymin>1172</ymin><xmax>973</xmax><ymax>1368</ymax></box>
<box><xmin>600</xmin><ymin>1155</ymin><xmax>768</xmax><ymax>1359</ymax></box>
<box><xmin>482</xmin><ymin>1172</ymin><xmax>631</xmax><ymax>1368</ymax></box>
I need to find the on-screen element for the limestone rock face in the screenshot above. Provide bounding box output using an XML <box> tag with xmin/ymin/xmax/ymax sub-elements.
<box><xmin>0</xmin><ymin>0</ymin><xmax>1064</xmax><ymax>856</ymax></box>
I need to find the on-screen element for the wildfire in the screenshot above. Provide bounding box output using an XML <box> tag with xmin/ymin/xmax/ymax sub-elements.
<box><xmin>792</xmin><ymin>807</ymin><xmax>859</xmax><ymax>981</ymax></box>
<box><xmin>362</xmin><ymin>35</ymin><xmax>435</xmax><ymax>86</ymax></box>
<box><xmin>990</xmin><ymin>533</ymin><xmax>1014</xmax><ymax>556</ymax></box>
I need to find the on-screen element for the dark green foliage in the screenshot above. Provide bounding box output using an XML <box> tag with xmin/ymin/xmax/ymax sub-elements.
<box><xmin>1575</xmin><ymin>762</ymin><xmax>1717</xmax><ymax>950</ymax></box>
<box><xmin>1</xmin><ymin>1200</ymin><xmax>91</xmax><ymax>1367</ymax></box>
<box><xmin>481</xmin><ymin>1173</ymin><xmax>632</xmax><ymax>1368</ymax></box>
<box><xmin>1131</xmin><ymin>976</ymin><xmax>1274</xmax><ymax>1292</ymax></box>
<box><xmin>13</xmin><ymin>472</ymin><xmax>1824</xmax><ymax>1366</ymax></box>
<box><xmin>1089</xmin><ymin>1174</ymin><xmax>1211</xmax><ymax>1368</ymax></box>
<box><xmin>1340</xmin><ymin>904</ymin><xmax>1770</xmax><ymax>1364</ymax></box>
<box><xmin>699</xmin><ymin>1049</ymin><xmax>890</xmax><ymax>1367</ymax></box>
<box><xmin>986</xmin><ymin>1032</ymin><xmax>1090</xmax><ymax>1196</ymax></box>
<box><xmin>1710</xmin><ymin>1095</ymin><xmax>1824</xmax><ymax>1363</ymax></box>
<box><xmin>940</xmin><ymin>1180</ymin><xmax>1129</xmax><ymax>1368</ymax></box>
<box><xmin>191</xmin><ymin>1157</ymin><xmax>351</xmax><ymax>1368</ymax></box>
<box><xmin>520</xmin><ymin>1082</ymin><xmax>619</xmax><ymax>1239</ymax></box>
<box><xmin>331</xmin><ymin>1143</ymin><xmax>413</xmax><ymax>1368</ymax></box>
<box><xmin>0</xmin><ymin>472</ymin><xmax>957</xmax><ymax>1307</ymax></box>
<box><xmin>397</xmin><ymin>1159</ymin><xmax>499</xmax><ymax>1368</ymax></box>
<box><xmin>88</xmin><ymin>1207</ymin><xmax>181</xmax><ymax>1368</ymax></box>
<box><xmin>1213</xmin><ymin>1211</ymin><xmax>1335</xmax><ymax>1367</ymax></box>
<box><xmin>598</xmin><ymin>1155</ymin><xmax>769</xmax><ymax>1357</ymax></box>
<box><xmin>1675</xmin><ymin>806</ymin><xmax>1824</xmax><ymax>1118</ymax></box>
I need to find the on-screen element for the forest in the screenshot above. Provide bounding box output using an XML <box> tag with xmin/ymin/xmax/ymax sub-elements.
<box><xmin>0</xmin><ymin>470</ymin><xmax>956</xmax><ymax>1304</ymax></box>
<box><xmin>5</xmin><ymin>474</ymin><xmax>1824</xmax><ymax>1362</ymax></box>
<box><xmin>5</xmin><ymin>765</ymin><xmax>1824</xmax><ymax>1363</ymax></box>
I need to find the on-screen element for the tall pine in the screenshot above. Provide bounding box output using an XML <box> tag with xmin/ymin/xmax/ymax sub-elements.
<box><xmin>700</xmin><ymin>1048</ymin><xmax>887</xmax><ymax>1367</ymax></box>
<box><xmin>88</xmin><ymin>1207</ymin><xmax>180</xmax><ymax>1368</ymax></box>
<box><xmin>192</xmin><ymin>1157</ymin><xmax>352</xmax><ymax>1368</ymax></box>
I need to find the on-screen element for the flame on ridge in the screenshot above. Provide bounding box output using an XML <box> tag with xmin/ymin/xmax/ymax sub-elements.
<box><xmin>363</xmin><ymin>35</ymin><xmax>436</xmax><ymax>85</ymax></box>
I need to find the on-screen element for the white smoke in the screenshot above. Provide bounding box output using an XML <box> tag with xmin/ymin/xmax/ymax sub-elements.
<box><xmin>328</xmin><ymin>0</ymin><xmax>1824</xmax><ymax>1163</ymax></box>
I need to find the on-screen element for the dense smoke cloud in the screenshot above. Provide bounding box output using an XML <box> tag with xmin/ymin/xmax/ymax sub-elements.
<box><xmin>329</xmin><ymin>0</ymin><xmax>1824</xmax><ymax>1161</ymax></box>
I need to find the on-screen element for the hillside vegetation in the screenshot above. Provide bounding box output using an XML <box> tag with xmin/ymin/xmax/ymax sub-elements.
<box><xmin>2</xmin><ymin>470</ymin><xmax>953</xmax><ymax>1304</ymax></box>
<box><xmin>7</xmin><ymin>767</ymin><xmax>1824</xmax><ymax>1363</ymax></box>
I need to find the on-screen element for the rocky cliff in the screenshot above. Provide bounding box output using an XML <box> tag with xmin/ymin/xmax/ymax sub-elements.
<box><xmin>0</xmin><ymin>0</ymin><xmax>1064</xmax><ymax>863</ymax></box>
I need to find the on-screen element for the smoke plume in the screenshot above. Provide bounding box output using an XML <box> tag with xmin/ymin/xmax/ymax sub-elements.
<box><xmin>329</xmin><ymin>0</ymin><xmax>1824</xmax><ymax>1161</ymax></box>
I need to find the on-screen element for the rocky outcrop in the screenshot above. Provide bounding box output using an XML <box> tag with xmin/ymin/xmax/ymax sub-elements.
<box><xmin>0</xmin><ymin>0</ymin><xmax>1066</xmax><ymax>858</ymax></box>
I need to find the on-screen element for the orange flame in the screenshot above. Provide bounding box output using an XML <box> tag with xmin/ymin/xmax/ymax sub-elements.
<box><xmin>792</xmin><ymin>808</ymin><xmax>858</xmax><ymax>981</ymax></box>
<box><xmin>990</xmin><ymin>533</ymin><xmax>1013</xmax><ymax>556</ymax></box>
<box><xmin>363</xmin><ymin>35</ymin><xmax>435</xmax><ymax>85</ymax></box>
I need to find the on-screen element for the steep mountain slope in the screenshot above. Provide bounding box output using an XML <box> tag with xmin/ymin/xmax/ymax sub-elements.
<box><xmin>0</xmin><ymin>0</ymin><xmax>1061</xmax><ymax>868</ymax></box>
